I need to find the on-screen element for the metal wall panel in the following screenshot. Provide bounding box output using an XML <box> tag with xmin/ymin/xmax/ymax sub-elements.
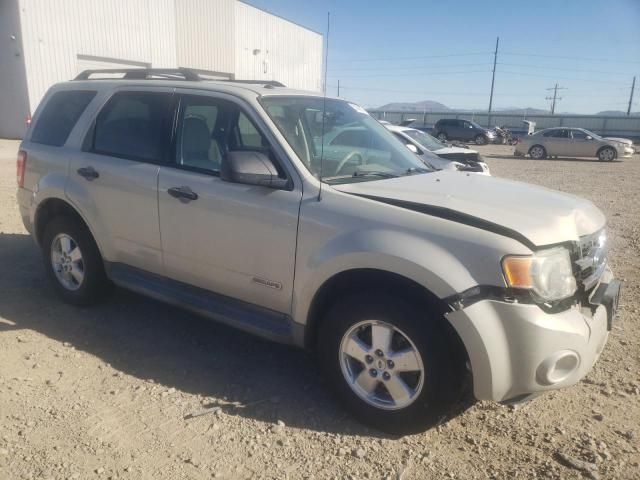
<box><xmin>175</xmin><ymin>0</ymin><xmax>235</xmax><ymax>75</ymax></box>
<box><xmin>16</xmin><ymin>0</ymin><xmax>177</xmax><ymax>114</ymax></box>
<box><xmin>235</xmin><ymin>1</ymin><xmax>322</xmax><ymax>91</ymax></box>
<box><xmin>0</xmin><ymin>0</ymin><xmax>30</xmax><ymax>138</ymax></box>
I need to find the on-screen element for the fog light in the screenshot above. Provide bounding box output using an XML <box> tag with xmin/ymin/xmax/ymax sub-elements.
<box><xmin>536</xmin><ymin>351</ymin><xmax>580</xmax><ymax>385</ymax></box>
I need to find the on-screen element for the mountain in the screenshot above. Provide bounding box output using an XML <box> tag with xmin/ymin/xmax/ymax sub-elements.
<box><xmin>376</xmin><ymin>100</ymin><xmax>450</xmax><ymax>112</ymax></box>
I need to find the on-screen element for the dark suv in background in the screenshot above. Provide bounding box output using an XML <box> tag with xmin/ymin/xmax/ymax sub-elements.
<box><xmin>432</xmin><ymin>119</ymin><xmax>496</xmax><ymax>145</ymax></box>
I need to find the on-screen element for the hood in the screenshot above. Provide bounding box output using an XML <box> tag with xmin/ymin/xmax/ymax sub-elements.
<box><xmin>604</xmin><ymin>137</ymin><xmax>633</xmax><ymax>146</ymax></box>
<box><xmin>332</xmin><ymin>171</ymin><xmax>605</xmax><ymax>248</ymax></box>
<box><xmin>433</xmin><ymin>146</ymin><xmax>477</xmax><ymax>155</ymax></box>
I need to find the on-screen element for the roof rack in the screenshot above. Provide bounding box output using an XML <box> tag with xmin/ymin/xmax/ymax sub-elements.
<box><xmin>73</xmin><ymin>68</ymin><xmax>201</xmax><ymax>81</ymax></box>
<box><xmin>73</xmin><ymin>68</ymin><xmax>286</xmax><ymax>87</ymax></box>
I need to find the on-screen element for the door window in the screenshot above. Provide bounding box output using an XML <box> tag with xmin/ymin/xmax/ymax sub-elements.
<box><xmin>174</xmin><ymin>95</ymin><xmax>279</xmax><ymax>175</ymax></box>
<box><xmin>571</xmin><ymin>129</ymin><xmax>588</xmax><ymax>139</ymax></box>
<box><xmin>92</xmin><ymin>91</ymin><xmax>173</xmax><ymax>162</ymax></box>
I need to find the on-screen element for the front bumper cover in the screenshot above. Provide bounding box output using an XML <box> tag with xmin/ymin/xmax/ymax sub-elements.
<box><xmin>445</xmin><ymin>266</ymin><xmax>616</xmax><ymax>402</ymax></box>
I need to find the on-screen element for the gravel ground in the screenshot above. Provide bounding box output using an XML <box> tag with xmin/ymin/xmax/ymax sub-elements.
<box><xmin>0</xmin><ymin>139</ymin><xmax>639</xmax><ymax>480</ymax></box>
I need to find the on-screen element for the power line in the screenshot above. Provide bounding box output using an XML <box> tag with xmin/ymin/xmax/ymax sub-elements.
<box><xmin>329</xmin><ymin>52</ymin><xmax>491</xmax><ymax>64</ymax></box>
<box><xmin>327</xmin><ymin>69</ymin><xmax>491</xmax><ymax>79</ymax></box>
<box><xmin>501</xmin><ymin>51</ymin><xmax>640</xmax><ymax>65</ymax></box>
<box><xmin>498</xmin><ymin>62</ymin><xmax>638</xmax><ymax>77</ymax></box>
<box><xmin>497</xmin><ymin>70</ymin><xmax>630</xmax><ymax>85</ymax></box>
<box><xmin>328</xmin><ymin>62</ymin><xmax>492</xmax><ymax>72</ymax></box>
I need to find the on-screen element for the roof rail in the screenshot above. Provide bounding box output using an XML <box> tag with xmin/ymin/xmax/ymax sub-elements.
<box><xmin>218</xmin><ymin>79</ymin><xmax>286</xmax><ymax>87</ymax></box>
<box><xmin>73</xmin><ymin>68</ymin><xmax>201</xmax><ymax>81</ymax></box>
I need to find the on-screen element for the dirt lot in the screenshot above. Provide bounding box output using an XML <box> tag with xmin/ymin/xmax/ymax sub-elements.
<box><xmin>0</xmin><ymin>139</ymin><xmax>638</xmax><ymax>480</ymax></box>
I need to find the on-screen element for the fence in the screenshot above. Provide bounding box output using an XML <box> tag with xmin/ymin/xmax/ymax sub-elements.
<box><xmin>368</xmin><ymin>110</ymin><xmax>640</xmax><ymax>140</ymax></box>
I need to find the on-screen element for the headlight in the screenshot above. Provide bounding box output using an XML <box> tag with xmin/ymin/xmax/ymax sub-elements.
<box><xmin>502</xmin><ymin>247</ymin><xmax>577</xmax><ymax>301</ymax></box>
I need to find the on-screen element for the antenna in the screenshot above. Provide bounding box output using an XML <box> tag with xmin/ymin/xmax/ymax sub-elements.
<box><xmin>318</xmin><ymin>12</ymin><xmax>330</xmax><ymax>202</ymax></box>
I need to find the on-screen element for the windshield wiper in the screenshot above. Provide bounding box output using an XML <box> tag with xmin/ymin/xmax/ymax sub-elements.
<box><xmin>352</xmin><ymin>170</ymin><xmax>399</xmax><ymax>179</ymax></box>
<box><xmin>403</xmin><ymin>167</ymin><xmax>431</xmax><ymax>175</ymax></box>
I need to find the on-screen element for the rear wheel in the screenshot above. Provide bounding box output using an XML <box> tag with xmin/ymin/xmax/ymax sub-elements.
<box><xmin>474</xmin><ymin>134</ymin><xmax>488</xmax><ymax>145</ymax></box>
<box><xmin>529</xmin><ymin>145</ymin><xmax>547</xmax><ymax>160</ymax></box>
<box><xmin>318</xmin><ymin>292</ymin><xmax>466</xmax><ymax>435</ymax></box>
<box><xmin>598</xmin><ymin>147</ymin><xmax>616</xmax><ymax>162</ymax></box>
<box><xmin>437</xmin><ymin>132</ymin><xmax>447</xmax><ymax>142</ymax></box>
<box><xmin>42</xmin><ymin>216</ymin><xmax>112</xmax><ymax>306</ymax></box>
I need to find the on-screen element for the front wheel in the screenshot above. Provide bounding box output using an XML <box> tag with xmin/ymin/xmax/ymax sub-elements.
<box><xmin>598</xmin><ymin>147</ymin><xmax>616</xmax><ymax>162</ymax></box>
<box><xmin>437</xmin><ymin>132</ymin><xmax>447</xmax><ymax>142</ymax></box>
<box><xmin>318</xmin><ymin>293</ymin><xmax>466</xmax><ymax>435</ymax></box>
<box><xmin>475</xmin><ymin>134</ymin><xmax>488</xmax><ymax>145</ymax></box>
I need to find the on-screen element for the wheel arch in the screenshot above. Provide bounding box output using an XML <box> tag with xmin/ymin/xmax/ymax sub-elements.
<box><xmin>303</xmin><ymin>268</ymin><xmax>465</xmax><ymax>355</ymax></box>
<box><xmin>596</xmin><ymin>145</ymin><xmax>617</xmax><ymax>160</ymax></box>
<box><xmin>34</xmin><ymin>198</ymin><xmax>102</xmax><ymax>256</ymax></box>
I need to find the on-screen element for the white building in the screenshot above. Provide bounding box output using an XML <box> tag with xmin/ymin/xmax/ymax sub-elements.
<box><xmin>0</xmin><ymin>0</ymin><xmax>323</xmax><ymax>138</ymax></box>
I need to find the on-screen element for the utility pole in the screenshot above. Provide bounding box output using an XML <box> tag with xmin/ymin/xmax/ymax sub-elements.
<box><xmin>627</xmin><ymin>76</ymin><xmax>636</xmax><ymax>116</ymax></box>
<box><xmin>545</xmin><ymin>83</ymin><xmax>567</xmax><ymax>114</ymax></box>
<box><xmin>337</xmin><ymin>79</ymin><xmax>340</xmax><ymax>97</ymax></box>
<box><xmin>487</xmin><ymin>36</ymin><xmax>499</xmax><ymax>124</ymax></box>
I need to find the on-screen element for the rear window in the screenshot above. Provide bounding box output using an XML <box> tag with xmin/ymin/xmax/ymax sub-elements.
<box><xmin>92</xmin><ymin>91</ymin><xmax>173</xmax><ymax>162</ymax></box>
<box><xmin>31</xmin><ymin>90</ymin><xmax>96</xmax><ymax>146</ymax></box>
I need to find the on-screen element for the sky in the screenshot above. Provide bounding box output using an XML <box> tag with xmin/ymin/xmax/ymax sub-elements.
<box><xmin>245</xmin><ymin>0</ymin><xmax>640</xmax><ymax>114</ymax></box>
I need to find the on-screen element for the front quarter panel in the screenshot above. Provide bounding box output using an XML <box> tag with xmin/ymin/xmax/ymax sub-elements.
<box><xmin>292</xmin><ymin>186</ymin><xmax>532</xmax><ymax>326</ymax></box>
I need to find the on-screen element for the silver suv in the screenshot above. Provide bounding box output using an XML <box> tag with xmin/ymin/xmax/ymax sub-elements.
<box><xmin>16</xmin><ymin>69</ymin><xmax>620</xmax><ymax>435</ymax></box>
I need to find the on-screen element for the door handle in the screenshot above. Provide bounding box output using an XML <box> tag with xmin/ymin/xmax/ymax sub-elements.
<box><xmin>77</xmin><ymin>166</ymin><xmax>99</xmax><ymax>180</ymax></box>
<box><xmin>168</xmin><ymin>186</ymin><xmax>198</xmax><ymax>201</ymax></box>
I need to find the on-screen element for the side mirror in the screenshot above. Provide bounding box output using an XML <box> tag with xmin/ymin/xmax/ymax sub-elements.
<box><xmin>406</xmin><ymin>143</ymin><xmax>420</xmax><ymax>154</ymax></box>
<box><xmin>221</xmin><ymin>151</ymin><xmax>289</xmax><ymax>189</ymax></box>
<box><xmin>585</xmin><ymin>135</ymin><xmax>593</xmax><ymax>140</ymax></box>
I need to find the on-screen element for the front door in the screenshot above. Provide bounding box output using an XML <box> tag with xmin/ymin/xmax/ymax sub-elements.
<box><xmin>569</xmin><ymin>129</ymin><xmax>598</xmax><ymax>157</ymax></box>
<box><xmin>157</xmin><ymin>92</ymin><xmax>302</xmax><ymax>314</ymax></box>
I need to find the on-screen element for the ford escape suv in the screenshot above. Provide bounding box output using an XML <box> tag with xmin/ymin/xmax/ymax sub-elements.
<box><xmin>16</xmin><ymin>69</ymin><xmax>620</xmax><ymax>435</ymax></box>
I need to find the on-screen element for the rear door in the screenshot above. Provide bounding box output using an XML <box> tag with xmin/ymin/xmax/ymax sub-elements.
<box><xmin>157</xmin><ymin>91</ymin><xmax>302</xmax><ymax>314</ymax></box>
<box><xmin>67</xmin><ymin>88</ymin><xmax>174</xmax><ymax>274</ymax></box>
<box><xmin>542</xmin><ymin>128</ymin><xmax>571</xmax><ymax>156</ymax></box>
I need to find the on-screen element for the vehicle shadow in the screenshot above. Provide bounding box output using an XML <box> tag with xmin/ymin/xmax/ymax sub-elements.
<box><xmin>483</xmin><ymin>154</ymin><xmax>624</xmax><ymax>163</ymax></box>
<box><xmin>0</xmin><ymin>232</ymin><xmax>406</xmax><ymax>438</ymax></box>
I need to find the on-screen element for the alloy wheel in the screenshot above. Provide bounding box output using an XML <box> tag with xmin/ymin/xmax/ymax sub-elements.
<box><xmin>51</xmin><ymin>233</ymin><xmax>85</xmax><ymax>291</ymax></box>
<box><xmin>339</xmin><ymin>320</ymin><xmax>424</xmax><ymax>410</ymax></box>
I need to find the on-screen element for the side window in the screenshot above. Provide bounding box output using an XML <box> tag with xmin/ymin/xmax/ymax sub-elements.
<box><xmin>571</xmin><ymin>129</ymin><xmax>587</xmax><ymax>140</ymax></box>
<box><xmin>93</xmin><ymin>91</ymin><xmax>173</xmax><ymax>162</ymax></box>
<box><xmin>236</xmin><ymin>112</ymin><xmax>264</xmax><ymax>148</ymax></box>
<box><xmin>175</xmin><ymin>95</ymin><xmax>280</xmax><ymax>175</ymax></box>
<box><xmin>31</xmin><ymin>90</ymin><xmax>96</xmax><ymax>146</ymax></box>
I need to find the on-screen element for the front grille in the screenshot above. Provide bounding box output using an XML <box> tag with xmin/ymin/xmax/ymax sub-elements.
<box><xmin>438</xmin><ymin>152</ymin><xmax>479</xmax><ymax>163</ymax></box>
<box><xmin>575</xmin><ymin>229</ymin><xmax>608</xmax><ymax>292</ymax></box>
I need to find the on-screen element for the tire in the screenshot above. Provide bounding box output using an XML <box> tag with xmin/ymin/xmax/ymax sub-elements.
<box><xmin>529</xmin><ymin>145</ymin><xmax>547</xmax><ymax>160</ymax></box>
<box><xmin>474</xmin><ymin>134</ymin><xmax>488</xmax><ymax>145</ymax></box>
<box><xmin>42</xmin><ymin>216</ymin><xmax>112</xmax><ymax>306</ymax></box>
<box><xmin>318</xmin><ymin>292</ymin><xmax>466</xmax><ymax>435</ymax></box>
<box><xmin>598</xmin><ymin>147</ymin><xmax>616</xmax><ymax>162</ymax></box>
<box><xmin>437</xmin><ymin>132</ymin><xmax>447</xmax><ymax>142</ymax></box>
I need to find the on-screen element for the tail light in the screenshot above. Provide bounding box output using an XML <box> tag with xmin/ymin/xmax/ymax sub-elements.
<box><xmin>17</xmin><ymin>150</ymin><xmax>27</xmax><ymax>187</ymax></box>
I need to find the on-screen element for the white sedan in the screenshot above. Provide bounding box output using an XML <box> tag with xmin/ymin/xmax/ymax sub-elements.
<box><xmin>386</xmin><ymin>124</ymin><xmax>491</xmax><ymax>175</ymax></box>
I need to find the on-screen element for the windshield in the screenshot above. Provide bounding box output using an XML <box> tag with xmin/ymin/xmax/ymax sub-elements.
<box><xmin>403</xmin><ymin>129</ymin><xmax>447</xmax><ymax>151</ymax></box>
<box><xmin>581</xmin><ymin>129</ymin><xmax>602</xmax><ymax>140</ymax></box>
<box><xmin>260</xmin><ymin>96</ymin><xmax>432</xmax><ymax>184</ymax></box>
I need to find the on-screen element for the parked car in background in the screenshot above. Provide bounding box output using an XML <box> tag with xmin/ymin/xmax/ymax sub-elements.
<box><xmin>385</xmin><ymin>124</ymin><xmax>490</xmax><ymax>175</ymax></box>
<box><xmin>432</xmin><ymin>119</ymin><xmax>497</xmax><ymax>145</ymax></box>
<box><xmin>515</xmin><ymin>127</ymin><xmax>634</xmax><ymax>161</ymax></box>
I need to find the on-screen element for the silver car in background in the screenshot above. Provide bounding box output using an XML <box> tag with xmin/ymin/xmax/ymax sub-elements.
<box><xmin>515</xmin><ymin>127</ymin><xmax>634</xmax><ymax>161</ymax></box>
